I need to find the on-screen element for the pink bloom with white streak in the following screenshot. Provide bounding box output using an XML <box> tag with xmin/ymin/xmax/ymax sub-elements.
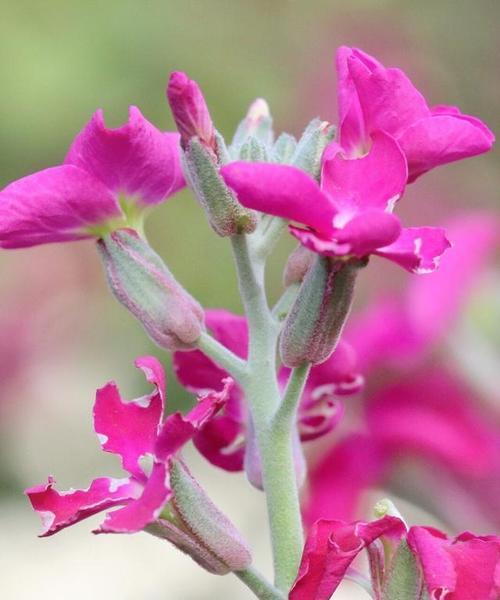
<box><xmin>26</xmin><ymin>356</ymin><xmax>231</xmax><ymax>536</ymax></box>
<box><xmin>0</xmin><ymin>108</ymin><xmax>184</xmax><ymax>248</ymax></box>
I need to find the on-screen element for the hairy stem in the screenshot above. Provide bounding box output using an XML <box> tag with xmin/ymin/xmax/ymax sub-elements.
<box><xmin>273</xmin><ymin>363</ymin><xmax>311</xmax><ymax>433</ymax></box>
<box><xmin>231</xmin><ymin>233</ymin><xmax>304</xmax><ymax>593</ymax></box>
<box><xmin>197</xmin><ymin>330</ymin><xmax>248</xmax><ymax>381</ymax></box>
<box><xmin>234</xmin><ymin>566</ymin><xmax>285</xmax><ymax>600</ymax></box>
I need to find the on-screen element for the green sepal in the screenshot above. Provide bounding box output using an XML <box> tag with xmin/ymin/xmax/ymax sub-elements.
<box><xmin>382</xmin><ymin>540</ymin><xmax>425</xmax><ymax>600</ymax></box>
<box><xmin>291</xmin><ymin>118</ymin><xmax>336</xmax><ymax>180</ymax></box>
<box><xmin>184</xmin><ymin>137</ymin><xmax>257</xmax><ymax>236</ymax></box>
<box><xmin>271</xmin><ymin>133</ymin><xmax>298</xmax><ymax>164</ymax></box>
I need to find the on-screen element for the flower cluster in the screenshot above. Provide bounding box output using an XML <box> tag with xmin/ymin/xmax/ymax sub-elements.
<box><xmin>0</xmin><ymin>45</ymin><xmax>496</xmax><ymax>599</ymax></box>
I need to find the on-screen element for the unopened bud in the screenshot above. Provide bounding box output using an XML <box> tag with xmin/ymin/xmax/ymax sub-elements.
<box><xmin>272</xmin><ymin>132</ymin><xmax>297</xmax><ymax>163</ymax></box>
<box><xmin>280</xmin><ymin>257</ymin><xmax>363</xmax><ymax>367</ymax></box>
<box><xmin>167</xmin><ymin>71</ymin><xmax>216</xmax><ymax>153</ymax></box>
<box><xmin>98</xmin><ymin>229</ymin><xmax>204</xmax><ymax>350</ymax></box>
<box><xmin>230</xmin><ymin>98</ymin><xmax>274</xmax><ymax>153</ymax></box>
<box><xmin>153</xmin><ymin>460</ymin><xmax>252</xmax><ymax>574</ymax></box>
<box><xmin>292</xmin><ymin>119</ymin><xmax>336</xmax><ymax>180</ymax></box>
<box><xmin>184</xmin><ymin>138</ymin><xmax>257</xmax><ymax>236</ymax></box>
<box><xmin>283</xmin><ymin>245</ymin><xmax>315</xmax><ymax>286</ymax></box>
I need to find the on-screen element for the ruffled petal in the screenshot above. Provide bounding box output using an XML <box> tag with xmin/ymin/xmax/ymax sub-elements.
<box><xmin>96</xmin><ymin>462</ymin><xmax>171</xmax><ymax>534</ymax></box>
<box><xmin>155</xmin><ymin>378</ymin><xmax>232</xmax><ymax>462</ymax></box>
<box><xmin>93</xmin><ymin>356</ymin><xmax>165</xmax><ymax>480</ymax></box>
<box><xmin>347</xmin><ymin>51</ymin><xmax>429</xmax><ymax>139</ymax></box>
<box><xmin>322</xmin><ymin>131</ymin><xmax>407</xmax><ymax>216</ymax></box>
<box><xmin>25</xmin><ymin>476</ymin><xmax>137</xmax><ymax>537</ymax></box>
<box><xmin>399</xmin><ymin>113</ymin><xmax>495</xmax><ymax>181</ymax></box>
<box><xmin>290</xmin><ymin>516</ymin><xmax>406</xmax><ymax>600</ymax></box>
<box><xmin>0</xmin><ymin>165</ymin><xmax>121</xmax><ymax>248</ymax></box>
<box><xmin>221</xmin><ymin>162</ymin><xmax>336</xmax><ymax>235</ymax></box>
<box><xmin>65</xmin><ymin>107</ymin><xmax>185</xmax><ymax>205</ymax></box>
<box><xmin>374</xmin><ymin>226</ymin><xmax>451</xmax><ymax>273</ymax></box>
<box><xmin>290</xmin><ymin>211</ymin><xmax>401</xmax><ymax>258</ymax></box>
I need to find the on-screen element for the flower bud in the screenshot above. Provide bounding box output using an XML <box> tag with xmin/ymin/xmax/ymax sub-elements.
<box><xmin>167</xmin><ymin>71</ymin><xmax>216</xmax><ymax>153</ymax></box>
<box><xmin>280</xmin><ymin>257</ymin><xmax>363</xmax><ymax>367</ymax></box>
<box><xmin>283</xmin><ymin>245</ymin><xmax>315</xmax><ymax>286</ymax></box>
<box><xmin>382</xmin><ymin>540</ymin><xmax>423</xmax><ymax>600</ymax></box>
<box><xmin>98</xmin><ymin>229</ymin><xmax>204</xmax><ymax>350</ymax></box>
<box><xmin>230</xmin><ymin>98</ymin><xmax>274</xmax><ymax>152</ymax></box>
<box><xmin>238</xmin><ymin>136</ymin><xmax>269</xmax><ymax>162</ymax></box>
<box><xmin>292</xmin><ymin>119</ymin><xmax>336</xmax><ymax>180</ymax></box>
<box><xmin>184</xmin><ymin>137</ymin><xmax>257</xmax><ymax>236</ymax></box>
<box><xmin>272</xmin><ymin>132</ymin><xmax>297</xmax><ymax>163</ymax></box>
<box><xmin>148</xmin><ymin>460</ymin><xmax>252</xmax><ymax>575</ymax></box>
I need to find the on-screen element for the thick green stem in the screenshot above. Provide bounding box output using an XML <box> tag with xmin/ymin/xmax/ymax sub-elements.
<box><xmin>234</xmin><ymin>566</ymin><xmax>285</xmax><ymax>600</ymax></box>
<box><xmin>273</xmin><ymin>363</ymin><xmax>311</xmax><ymax>433</ymax></box>
<box><xmin>230</xmin><ymin>234</ymin><xmax>304</xmax><ymax>593</ymax></box>
<box><xmin>197</xmin><ymin>330</ymin><xmax>248</xmax><ymax>381</ymax></box>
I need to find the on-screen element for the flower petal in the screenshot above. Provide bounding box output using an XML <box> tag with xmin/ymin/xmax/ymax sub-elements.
<box><xmin>347</xmin><ymin>51</ymin><xmax>429</xmax><ymax>139</ymax></box>
<box><xmin>399</xmin><ymin>113</ymin><xmax>495</xmax><ymax>181</ymax></box>
<box><xmin>0</xmin><ymin>165</ymin><xmax>121</xmax><ymax>248</ymax></box>
<box><xmin>374</xmin><ymin>226</ymin><xmax>451</xmax><ymax>273</ymax></box>
<box><xmin>93</xmin><ymin>356</ymin><xmax>165</xmax><ymax>480</ymax></box>
<box><xmin>25</xmin><ymin>476</ymin><xmax>136</xmax><ymax>537</ymax></box>
<box><xmin>65</xmin><ymin>107</ymin><xmax>185</xmax><ymax>205</ymax></box>
<box><xmin>322</xmin><ymin>131</ymin><xmax>407</xmax><ymax>216</ymax></box>
<box><xmin>96</xmin><ymin>462</ymin><xmax>171</xmax><ymax>534</ymax></box>
<box><xmin>155</xmin><ymin>378</ymin><xmax>232</xmax><ymax>462</ymax></box>
<box><xmin>290</xmin><ymin>516</ymin><xmax>405</xmax><ymax>600</ymax></box>
<box><xmin>221</xmin><ymin>162</ymin><xmax>336</xmax><ymax>235</ymax></box>
<box><xmin>291</xmin><ymin>211</ymin><xmax>401</xmax><ymax>258</ymax></box>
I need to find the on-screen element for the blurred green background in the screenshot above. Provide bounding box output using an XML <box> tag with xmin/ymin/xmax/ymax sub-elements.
<box><xmin>0</xmin><ymin>1</ymin><xmax>498</xmax><ymax>598</ymax></box>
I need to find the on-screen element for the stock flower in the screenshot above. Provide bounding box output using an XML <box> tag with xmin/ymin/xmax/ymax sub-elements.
<box><xmin>173</xmin><ymin>309</ymin><xmax>363</xmax><ymax>478</ymax></box>
<box><xmin>305</xmin><ymin>214</ymin><xmax>500</xmax><ymax>528</ymax></box>
<box><xmin>336</xmin><ymin>47</ymin><xmax>495</xmax><ymax>181</ymax></box>
<box><xmin>0</xmin><ymin>107</ymin><xmax>184</xmax><ymax>248</ymax></box>
<box><xmin>290</xmin><ymin>514</ymin><xmax>500</xmax><ymax>600</ymax></box>
<box><xmin>26</xmin><ymin>356</ymin><xmax>230</xmax><ymax>536</ymax></box>
<box><xmin>221</xmin><ymin>139</ymin><xmax>450</xmax><ymax>273</ymax></box>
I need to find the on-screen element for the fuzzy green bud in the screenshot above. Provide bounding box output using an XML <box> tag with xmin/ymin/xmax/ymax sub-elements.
<box><xmin>292</xmin><ymin>119</ymin><xmax>336</xmax><ymax>180</ymax></box>
<box><xmin>280</xmin><ymin>256</ymin><xmax>363</xmax><ymax>367</ymax></box>
<box><xmin>98</xmin><ymin>229</ymin><xmax>204</xmax><ymax>350</ymax></box>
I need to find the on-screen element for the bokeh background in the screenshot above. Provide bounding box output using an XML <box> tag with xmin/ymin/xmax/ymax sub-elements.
<box><xmin>0</xmin><ymin>1</ymin><xmax>498</xmax><ymax>598</ymax></box>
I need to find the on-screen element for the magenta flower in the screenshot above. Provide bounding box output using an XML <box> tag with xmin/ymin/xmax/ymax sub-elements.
<box><xmin>304</xmin><ymin>214</ymin><xmax>500</xmax><ymax>528</ymax></box>
<box><xmin>290</xmin><ymin>515</ymin><xmax>500</xmax><ymax>600</ymax></box>
<box><xmin>336</xmin><ymin>47</ymin><xmax>495</xmax><ymax>181</ymax></box>
<box><xmin>173</xmin><ymin>309</ymin><xmax>363</xmax><ymax>476</ymax></box>
<box><xmin>26</xmin><ymin>356</ymin><xmax>231</xmax><ymax>536</ymax></box>
<box><xmin>221</xmin><ymin>134</ymin><xmax>450</xmax><ymax>273</ymax></box>
<box><xmin>0</xmin><ymin>107</ymin><xmax>184</xmax><ymax>248</ymax></box>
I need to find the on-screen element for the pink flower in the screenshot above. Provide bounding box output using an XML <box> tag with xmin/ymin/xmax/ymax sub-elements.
<box><xmin>304</xmin><ymin>214</ymin><xmax>500</xmax><ymax>528</ymax></box>
<box><xmin>290</xmin><ymin>515</ymin><xmax>406</xmax><ymax>600</ymax></box>
<box><xmin>173</xmin><ymin>309</ymin><xmax>363</xmax><ymax>479</ymax></box>
<box><xmin>336</xmin><ymin>47</ymin><xmax>495</xmax><ymax>181</ymax></box>
<box><xmin>26</xmin><ymin>356</ymin><xmax>231</xmax><ymax>536</ymax></box>
<box><xmin>221</xmin><ymin>135</ymin><xmax>450</xmax><ymax>273</ymax></box>
<box><xmin>290</xmin><ymin>515</ymin><xmax>500</xmax><ymax>600</ymax></box>
<box><xmin>167</xmin><ymin>71</ymin><xmax>216</xmax><ymax>152</ymax></box>
<box><xmin>0</xmin><ymin>107</ymin><xmax>184</xmax><ymax>248</ymax></box>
